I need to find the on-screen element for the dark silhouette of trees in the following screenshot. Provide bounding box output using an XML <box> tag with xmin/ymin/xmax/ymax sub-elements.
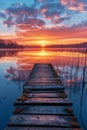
<box><xmin>0</xmin><ymin>39</ymin><xmax>23</xmax><ymax>48</ymax></box>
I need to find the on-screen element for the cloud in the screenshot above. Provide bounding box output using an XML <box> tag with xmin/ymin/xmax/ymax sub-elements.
<box><xmin>51</xmin><ymin>16</ymin><xmax>70</xmax><ymax>24</ymax></box>
<box><xmin>61</xmin><ymin>0</ymin><xmax>87</xmax><ymax>12</ymax></box>
<box><xmin>15</xmin><ymin>25</ymin><xmax>87</xmax><ymax>45</ymax></box>
<box><xmin>0</xmin><ymin>3</ymin><xmax>40</xmax><ymax>27</ymax></box>
<box><xmin>6</xmin><ymin>3</ymin><xmax>39</xmax><ymax>16</ymax></box>
<box><xmin>44</xmin><ymin>10</ymin><xmax>60</xmax><ymax>20</ymax></box>
<box><xmin>17</xmin><ymin>18</ymin><xmax>45</xmax><ymax>29</ymax></box>
<box><xmin>0</xmin><ymin>1</ymin><xmax>76</xmax><ymax>29</ymax></box>
<box><xmin>3</xmin><ymin>18</ymin><xmax>14</xmax><ymax>27</ymax></box>
<box><xmin>0</xmin><ymin>2</ymin><xmax>68</xmax><ymax>29</ymax></box>
<box><xmin>40</xmin><ymin>2</ymin><xmax>69</xmax><ymax>25</ymax></box>
<box><xmin>41</xmin><ymin>3</ymin><xmax>63</xmax><ymax>10</ymax></box>
<box><xmin>71</xmin><ymin>20</ymin><xmax>87</xmax><ymax>29</ymax></box>
<box><xmin>0</xmin><ymin>12</ymin><xmax>6</xmax><ymax>18</ymax></box>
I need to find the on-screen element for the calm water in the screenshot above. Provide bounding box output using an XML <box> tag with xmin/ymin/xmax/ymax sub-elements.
<box><xmin>0</xmin><ymin>48</ymin><xmax>87</xmax><ymax>130</ymax></box>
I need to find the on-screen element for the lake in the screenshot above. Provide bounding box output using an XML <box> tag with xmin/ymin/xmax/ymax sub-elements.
<box><xmin>0</xmin><ymin>48</ymin><xmax>87</xmax><ymax>130</ymax></box>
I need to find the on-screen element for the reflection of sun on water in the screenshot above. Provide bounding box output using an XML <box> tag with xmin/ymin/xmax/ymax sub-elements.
<box><xmin>37</xmin><ymin>49</ymin><xmax>47</xmax><ymax>56</ymax></box>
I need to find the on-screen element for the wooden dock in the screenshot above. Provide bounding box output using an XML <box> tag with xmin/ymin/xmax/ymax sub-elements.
<box><xmin>5</xmin><ymin>63</ymin><xmax>81</xmax><ymax>130</ymax></box>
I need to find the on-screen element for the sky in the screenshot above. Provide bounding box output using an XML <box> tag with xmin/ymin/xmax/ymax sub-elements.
<box><xmin>0</xmin><ymin>0</ymin><xmax>87</xmax><ymax>46</ymax></box>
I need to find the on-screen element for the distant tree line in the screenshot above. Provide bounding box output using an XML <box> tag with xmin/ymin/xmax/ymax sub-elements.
<box><xmin>46</xmin><ymin>42</ymin><xmax>87</xmax><ymax>48</ymax></box>
<box><xmin>0</xmin><ymin>39</ymin><xmax>23</xmax><ymax>48</ymax></box>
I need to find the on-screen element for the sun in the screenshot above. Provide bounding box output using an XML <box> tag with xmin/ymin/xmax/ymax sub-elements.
<box><xmin>39</xmin><ymin>40</ymin><xmax>47</xmax><ymax>47</ymax></box>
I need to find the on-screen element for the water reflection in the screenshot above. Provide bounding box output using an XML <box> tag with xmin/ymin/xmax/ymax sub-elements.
<box><xmin>0</xmin><ymin>49</ymin><xmax>19</xmax><ymax>58</ymax></box>
<box><xmin>5</xmin><ymin>65</ymin><xmax>30</xmax><ymax>81</ymax></box>
<box><xmin>0</xmin><ymin>48</ymin><xmax>87</xmax><ymax>65</ymax></box>
<box><xmin>37</xmin><ymin>48</ymin><xmax>48</xmax><ymax>56</ymax></box>
<box><xmin>0</xmin><ymin>48</ymin><xmax>87</xmax><ymax>129</ymax></box>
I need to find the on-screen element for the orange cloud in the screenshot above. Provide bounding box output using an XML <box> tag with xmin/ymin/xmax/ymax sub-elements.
<box><xmin>15</xmin><ymin>26</ymin><xmax>87</xmax><ymax>45</ymax></box>
<box><xmin>69</xmin><ymin>3</ymin><xmax>86</xmax><ymax>12</ymax></box>
<box><xmin>61</xmin><ymin>0</ymin><xmax>87</xmax><ymax>12</ymax></box>
<box><xmin>0</xmin><ymin>34</ymin><xmax>16</xmax><ymax>40</ymax></box>
<box><xmin>61</xmin><ymin>0</ymin><xmax>68</xmax><ymax>5</ymax></box>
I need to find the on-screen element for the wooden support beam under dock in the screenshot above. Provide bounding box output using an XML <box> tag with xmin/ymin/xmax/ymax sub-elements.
<box><xmin>5</xmin><ymin>63</ymin><xmax>82</xmax><ymax>130</ymax></box>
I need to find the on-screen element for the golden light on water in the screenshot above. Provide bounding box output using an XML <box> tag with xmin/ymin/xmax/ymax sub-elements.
<box><xmin>16</xmin><ymin>48</ymin><xmax>84</xmax><ymax>58</ymax></box>
<box><xmin>37</xmin><ymin>49</ymin><xmax>48</xmax><ymax>56</ymax></box>
<box><xmin>0</xmin><ymin>49</ymin><xmax>86</xmax><ymax>66</ymax></box>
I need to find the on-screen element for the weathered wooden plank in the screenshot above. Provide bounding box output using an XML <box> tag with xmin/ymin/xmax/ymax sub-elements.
<box><xmin>5</xmin><ymin>126</ymin><xmax>82</xmax><ymax>130</ymax></box>
<box><xmin>23</xmin><ymin>92</ymin><xmax>67</xmax><ymax>98</ymax></box>
<box><xmin>29</xmin><ymin>77</ymin><xmax>61</xmax><ymax>80</ymax></box>
<box><xmin>31</xmin><ymin>70</ymin><xmax>55</xmax><ymax>73</ymax></box>
<box><xmin>29</xmin><ymin>68</ymin><xmax>58</xmax><ymax>78</ymax></box>
<box><xmin>30</xmin><ymin>71</ymin><xmax>57</xmax><ymax>74</ymax></box>
<box><xmin>24</xmin><ymin>82</ymin><xmax>62</xmax><ymax>86</ymax></box>
<box><xmin>8</xmin><ymin>115</ymin><xmax>80</xmax><ymax>128</ymax></box>
<box><xmin>34</xmin><ymin>63</ymin><xmax>52</xmax><ymax>66</ymax></box>
<box><xmin>30</xmin><ymin>68</ymin><xmax>54</xmax><ymax>70</ymax></box>
<box><xmin>30</xmin><ymin>69</ymin><xmax>56</xmax><ymax>71</ymax></box>
<box><xmin>31</xmin><ymin>70</ymin><xmax>56</xmax><ymax>72</ymax></box>
<box><xmin>13</xmin><ymin>105</ymin><xmax>73</xmax><ymax>115</ymax></box>
<box><xmin>23</xmin><ymin>85</ymin><xmax>64</xmax><ymax>90</ymax></box>
<box><xmin>29</xmin><ymin>73</ymin><xmax>58</xmax><ymax>77</ymax></box>
<box><xmin>29</xmin><ymin>71</ymin><xmax>57</xmax><ymax>74</ymax></box>
<box><xmin>30</xmin><ymin>66</ymin><xmax>54</xmax><ymax>70</ymax></box>
<box><xmin>30</xmin><ymin>67</ymin><xmax>56</xmax><ymax>70</ymax></box>
<box><xmin>28</xmin><ymin>79</ymin><xmax>61</xmax><ymax>83</ymax></box>
<box><xmin>16</xmin><ymin>97</ymin><xmax>71</xmax><ymax>103</ymax></box>
<box><xmin>29</xmin><ymin>75</ymin><xmax>58</xmax><ymax>78</ymax></box>
<box><xmin>29</xmin><ymin>70</ymin><xmax>58</xmax><ymax>77</ymax></box>
<box><xmin>14</xmin><ymin>98</ymin><xmax>72</xmax><ymax>106</ymax></box>
<box><xmin>34</xmin><ymin>64</ymin><xmax>52</xmax><ymax>68</ymax></box>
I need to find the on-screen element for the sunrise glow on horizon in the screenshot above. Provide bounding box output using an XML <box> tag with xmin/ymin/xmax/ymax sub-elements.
<box><xmin>0</xmin><ymin>0</ymin><xmax>87</xmax><ymax>46</ymax></box>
